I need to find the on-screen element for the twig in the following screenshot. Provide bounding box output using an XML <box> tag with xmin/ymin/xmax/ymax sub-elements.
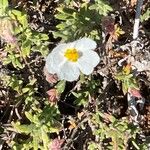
<box><xmin>133</xmin><ymin>0</ymin><xmax>144</xmax><ymax>39</ymax></box>
<box><xmin>15</xmin><ymin>108</ymin><xmax>22</xmax><ymax>120</ymax></box>
<box><xmin>132</xmin><ymin>0</ymin><xmax>144</xmax><ymax>55</ymax></box>
<box><xmin>63</xmin><ymin>113</ymin><xmax>89</xmax><ymax>149</ymax></box>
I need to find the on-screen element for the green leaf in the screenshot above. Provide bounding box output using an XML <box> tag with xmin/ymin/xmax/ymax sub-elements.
<box><xmin>29</xmin><ymin>78</ymin><xmax>37</xmax><ymax>85</ymax></box>
<box><xmin>132</xmin><ymin>140</ymin><xmax>140</xmax><ymax>150</ymax></box>
<box><xmin>21</xmin><ymin>40</ymin><xmax>31</xmax><ymax>57</ymax></box>
<box><xmin>72</xmin><ymin>91</ymin><xmax>80</xmax><ymax>98</ymax></box>
<box><xmin>12</xmin><ymin>122</ymin><xmax>34</xmax><ymax>134</ymax></box>
<box><xmin>15</xmin><ymin>58</ymin><xmax>23</xmax><ymax>69</ymax></box>
<box><xmin>3</xmin><ymin>57</ymin><xmax>11</xmax><ymax>65</ymax></box>
<box><xmin>40</xmin><ymin>33</ymin><xmax>49</xmax><ymax>41</ymax></box>
<box><xmin>8</xmin><ymin>77</ymin><xmax>23</xmax><ymax>93</ymax></box>
<box><xmin>33</xmin><ymin>115</ymin><xmax>40</xmax><ymax>125</ymax></box>
<box><xmin>41</xmin><ymin>128</ymin><xmax>49</xmax><ymax>149</ymax></box>
<box><xmin>22</xmin><ymin>87</ymin><xmax>30</xmax><ymax>94</ymax></box>
<box><xmin>0</xmin><ymin>0</ymin><xmax>8</xmax><ymax>16</ymax></box>
<box><xmin>33</xmin><ymin>135</ymin><xmax>39</xmax><ymax>150</ymax></box>
<box><xmin>141</xmin><ymin>8</ymin><xmax>150</xmax><ymax>22</ymax></box>
<box><xmin>25</xmin><ymin>112</ymin><xmax>34</xmax><ymax>122</ymax></box>
<box><xmin>10</xmin><ymin>10</ymin><xmax>28</xmax><ymax>29</ymax></box>
<box><xmin>56</xmin><ymin>80</ymin><xmax>66</xmax><ymax>94</ymax></box>
<box><xmin>55</xmin><ymin>13</ymin><xmax>68</xmax><ymax>20</ymax></box>
<box><xmin>122</xmin><ymin>80</ymin><xmax>129</xmax><ymax>94</ymax></box>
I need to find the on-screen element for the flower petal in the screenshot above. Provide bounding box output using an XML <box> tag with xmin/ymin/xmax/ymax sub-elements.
<box><xmin>53</xmin><ymin>42</ymin><xmax>76</xmax><ymax>53</ymax></box>
<box><xmin>77</xmin><ymin>50</ymin><xmax>100</xmax><ymax>75</ymax></box>
<box><xmin>45</xmin><ymin>45</ymin><xmax>67</xmax><ymax>74</ymax></box>
<box><xmin>45</xmin><ymin>54</ymin><xmax>54</xmax><ymax>73</ymax></box>
<box><xmin>45</xmin><ymin>38</ymin><xmax>99</xmax><ymax>81</ymax></box>
<box><xmin>51</xmin><ymin>43</ymin><xmax>68</xmax><ymax>53</ymax></box>
<box><xmin>74</xmin><ymin>37</ymin><xmax>97</xmax><ymax>52</ymax></box>
<box><xmin>58</xmin><ymin>62</ymin><xmax>80</xmax><ymax>82</ymax></box>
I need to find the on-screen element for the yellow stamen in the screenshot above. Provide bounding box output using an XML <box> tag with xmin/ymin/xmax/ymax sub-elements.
<box><xmin>64</xmin><ymin>48</ymin><xmax>79</xmax><ymax>62</ymax></box>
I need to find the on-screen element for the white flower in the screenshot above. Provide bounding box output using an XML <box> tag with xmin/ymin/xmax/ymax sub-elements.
<box><xmin>45</xmin><ymin>37</ymin><xmax>100</xmax><ymax>82</ymax></box>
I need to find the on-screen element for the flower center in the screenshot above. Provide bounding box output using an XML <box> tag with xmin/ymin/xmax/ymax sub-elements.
<box><xmin>64</xmin><ymin>48</ymin><xmax>79</xmax><ymax>62</ymax></box>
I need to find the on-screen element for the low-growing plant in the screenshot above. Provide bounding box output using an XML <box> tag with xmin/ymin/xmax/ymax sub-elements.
<box><xmin>1</xmin><ymin>0</ymin><xmax>49</xmax><ymax>69</ymax></box>
<box><xmin>141</xmin><ymin>8</ymin><xmax>150</xmax><ymax>22</ymax></box>
<box><xmin>10</xmin><ymin>106</ymin><xmax>61</xmax><ymax>150</ymax></box>
<box><xmin>0</xmin><ymin>0</ymin><xmax>149</xmax><ymax>149</ymax></box>
<box><xmin>53</xmin><ymin>0</ymin><xmax>112</xmax><ymax>41</ymax></box>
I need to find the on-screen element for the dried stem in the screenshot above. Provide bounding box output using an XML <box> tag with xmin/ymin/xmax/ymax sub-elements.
<box><xmin>63</xmin><ymin>113</ymin><xmax>89</xmax><ymax>149</ymax></box>
<box><xmin>133</xmin><ymin>0</ymin><xmax>144</xmax><ymax>39</ymax></box>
